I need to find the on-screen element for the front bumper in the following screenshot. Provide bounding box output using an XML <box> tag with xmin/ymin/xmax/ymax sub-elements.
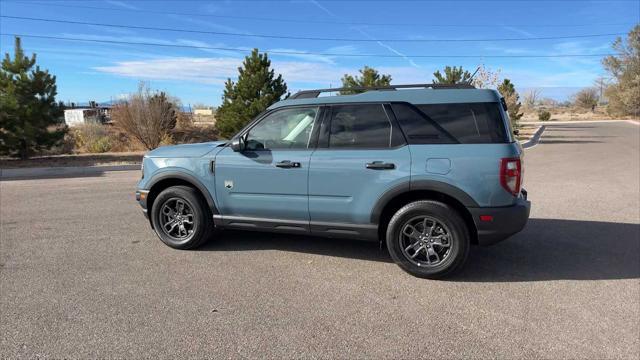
<box><xmin>469</xmin><ymin>191</ymin><xmax>531</xmax><ymax>246</ymax></box>
<box><xmin>135</xmin><ymin>190</ymin><xmax>150</xmax><ymax>219</ymax></box>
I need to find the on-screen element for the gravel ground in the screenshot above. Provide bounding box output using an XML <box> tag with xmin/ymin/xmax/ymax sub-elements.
<box><xmin>1</xmin><ymin>121</ymin><xmax>638</xmax><ymax>358</ymax></box>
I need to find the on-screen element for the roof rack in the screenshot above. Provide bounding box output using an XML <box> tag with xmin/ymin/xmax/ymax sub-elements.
<box><xmin>290</xmin><ymin>83</ymin><xmax>475</xmax><ymax>99</ymax></box>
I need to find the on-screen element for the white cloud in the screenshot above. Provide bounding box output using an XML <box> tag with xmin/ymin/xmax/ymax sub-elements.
<box><xmin>105</xmin><ymin>1</ymin><xmax>138</xmax><ymax>10</ymax></box>
<box><xmin>93</xmin><ymin>56</ymin><xmax>428</xmax><ymax>87</ymax></box>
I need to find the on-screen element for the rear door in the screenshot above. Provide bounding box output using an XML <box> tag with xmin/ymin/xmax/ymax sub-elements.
<box><xmin>308</xmin><ymin>103</ymin><xmax>411</xmax><ymax>238</ymax></box>
<box><xmin>391</xmin><ymin>101</ymin><xmax>516</xmax><ymax>207</ymax></box>
<box><xmin>214</xmin><ymin>106</ymin><xmax>320</xmax><ymax>230</ymax></box>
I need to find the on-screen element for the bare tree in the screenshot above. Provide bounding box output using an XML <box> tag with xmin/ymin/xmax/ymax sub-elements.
<box><xmin>111</xmin><ymin>83</ymin><xmax>178</xmax><ymax>150</ymax></box>
<box><xmin>471</xmin><ymin>64</ymin><xmax>502</xmax><ymax>89</ymax></box>
<box><xmin>573</xmin><ymin>88</ymin><xmax>599</xmax><ymax>110</ymax></box>
<box><xmin>523</xmin><ymin>89</ymin><xmax>541</xmax><ymax>109</ymax></box>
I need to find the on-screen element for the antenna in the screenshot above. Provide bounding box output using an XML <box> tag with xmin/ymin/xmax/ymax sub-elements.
<box><xmin>467</xmin><ymin>66</ymin><xmax>480</xmax><ymax>85</ymax></box>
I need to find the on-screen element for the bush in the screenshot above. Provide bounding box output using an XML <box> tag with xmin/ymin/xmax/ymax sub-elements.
<box><xmin>111</xmin><ymin>83</ymin><xmax>178</xmax><ymax>150</ymax></box>
<box><xmin>176</xmin><ymin>111</ymin><xmax>193</xmax><ymax>129</ymax></box>
<box><xmin>86</xmin><ymin>136</ymin><xmax>112</xmax><ymax>153</ymax></box>
<box><xmin>68</xmin><ymin>122</ymin><xmax>113</xmax><ymax>153</ymax></box>
<box><xmin>538</xmin><ymin>110</ymin><xmax>551</xmax><ymax>121</ymax></box>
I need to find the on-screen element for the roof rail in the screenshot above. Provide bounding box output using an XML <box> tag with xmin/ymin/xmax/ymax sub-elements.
<box><xmin>290</xmin><ymin>83</ymin><xmax>475</xmax><ymax>99</ymax></box>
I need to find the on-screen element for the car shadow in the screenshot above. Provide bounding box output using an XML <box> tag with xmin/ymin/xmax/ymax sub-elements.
<box><xmin>538</xmin><ymin>139</ymin><xmax>603</xmax><ymax>144</ymax></box>
<box><xmin>201</xmin><ymin>218</ymin><xmax>639</xmax><ymax>282</ymax></box>
<box><xmin>200</xmin><ymin>230</ymin><xmax>392</xmax><ymax>263</ymax></box>
<box><xmin>454</xmin><ymin>219</ymin><xmax>639</xmax><ymax>282</ymax></box>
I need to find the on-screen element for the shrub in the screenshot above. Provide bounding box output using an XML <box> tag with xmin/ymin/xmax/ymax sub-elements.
<box><xmin>538</xmin><ymin>110</ymin><xmax>551</xmax><ymax>121</ymax></box>
<box><xmin>69</xmin><ymin>122</ymin><xmax>112</xmax><ymax>153</ymax></box>
<box><xmin>86</xmin><ymin>136</ymin><xmax>112</xmax><ymax>153</ymax></box>
<box><xmin>176</xmin><ymin>111</ymin><xmax>193</xmax><ymax>129</ymax></box>
<box><xmin>111</xmin><ymin>83</ymin><xmax>178</xmax><ymax>150</ymax></box>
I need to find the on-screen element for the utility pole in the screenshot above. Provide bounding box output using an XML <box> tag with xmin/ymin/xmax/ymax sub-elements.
<box><xmin>594</xmin><ymin>77</ymin><xmax>607</xmax><ymax>105</ymax></box>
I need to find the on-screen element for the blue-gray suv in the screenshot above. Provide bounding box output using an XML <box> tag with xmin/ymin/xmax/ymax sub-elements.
<box><xmin>136</xmin><ymin>84</ymin><xmax>530</xmax><ymax>278</ymax></box>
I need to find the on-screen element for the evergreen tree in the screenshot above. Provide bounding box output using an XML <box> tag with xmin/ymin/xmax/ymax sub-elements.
<box><xmin>215</xmin><ymin>49</ymin><xmax>288</xmax><ymax>139</ymax></box>
<box><xmin>497</xmin><ymin>79</ymin><xmax>523</xmax><ymax>129</ymax></box>
<box><xmin>0</xmin><ymin>37</ymin><xmax>64</xmax><ymax>159</ymax></box>
<box><xmin>340</xmin><ymin>66</ymin><xmax>392</xmax><ymax>94</ymax></box>
<box><xmin>432</xmin><ymin>66</ymin><xmax>473</xmax><ymax>84</ymax></box>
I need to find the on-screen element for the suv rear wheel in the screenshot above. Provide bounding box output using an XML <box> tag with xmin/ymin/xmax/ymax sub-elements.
<box><xmin>151</xmin><ymin>186</ymin><xmax>214</xmax><ymax>249</ymax></box>
<box><xmin>386</xmin><ymin>200</ymin><xmax>469</xmax><ymax>279</ymax></box>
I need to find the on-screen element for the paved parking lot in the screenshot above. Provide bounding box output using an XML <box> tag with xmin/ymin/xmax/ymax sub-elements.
<box><xmin>1</xmin><ymin>121</ymin><xmax>638</xmax><ymax>358</ymax></box>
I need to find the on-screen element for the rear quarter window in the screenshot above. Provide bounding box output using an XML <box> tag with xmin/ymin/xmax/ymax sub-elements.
<box><xmin>393</xmin><ymin>102</ymin><xmax>509</xmax><ymax>144</ymax></box>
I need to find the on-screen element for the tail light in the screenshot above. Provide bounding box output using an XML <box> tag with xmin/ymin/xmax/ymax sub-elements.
<box><xmin>500</xmin><ymin>157</ymin><xmax>522</xmax><ymax>196</ymax></box>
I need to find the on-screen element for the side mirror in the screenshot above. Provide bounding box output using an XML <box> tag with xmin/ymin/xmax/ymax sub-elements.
<box><xmin>230</xmin><ymin>137</ymin><xmax>244</xmax><ymax>152</ymax></box>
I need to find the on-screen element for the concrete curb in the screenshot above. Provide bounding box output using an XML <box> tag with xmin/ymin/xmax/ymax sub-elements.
<box><xmin>520</xmin><ymin>125</ymin><xmax>546</xmax><ymax>149</ymax></box>
<box><xmin>519</xmin><ymin>119</ymin><xmax>638</xmax><ymax>126</ymax></box>
<box><xmin>0</xmin><ymin>164</ymin><xmax>141</xmax><ymax>181</ymax></box>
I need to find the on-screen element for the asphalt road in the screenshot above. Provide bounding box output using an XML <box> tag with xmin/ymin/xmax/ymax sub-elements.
<box><xmin>1</xmin><ymin>121</ymin><xmax>639</xmax><ymax>358</ymax></box>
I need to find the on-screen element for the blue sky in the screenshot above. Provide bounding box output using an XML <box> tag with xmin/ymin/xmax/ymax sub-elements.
<box><xmin>1</xmin><ymin>0</ymin><xmax>638</xmax><ymax>106</ymax></box>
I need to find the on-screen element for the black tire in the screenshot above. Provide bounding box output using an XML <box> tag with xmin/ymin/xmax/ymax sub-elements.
<box><xmin>150</xmin><ymin>185</ymin><xmax>214</xmax><ymax>249</ymax></box>
<box><xmin>386</xmin><ymin>200</ymin><xmax>469</xmax><ymax>279</ymax></box>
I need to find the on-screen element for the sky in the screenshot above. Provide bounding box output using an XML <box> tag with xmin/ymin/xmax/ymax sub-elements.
<box><xmin>0</xmin><ymin>0</ymin><xmax>638</xmax><ymax>107</ymax></box>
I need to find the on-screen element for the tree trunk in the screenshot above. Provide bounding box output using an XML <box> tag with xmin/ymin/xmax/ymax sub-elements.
<box><xmin>19</xmin><ymin>138</ymin><xmax>28</xmax><ymax>159</ymax></box>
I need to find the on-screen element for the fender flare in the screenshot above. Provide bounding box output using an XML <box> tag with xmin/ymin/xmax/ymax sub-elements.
<box><xmin>370</xmin><ymin>180</ymin><xmax>479</xmax><ymax>224</ymax></box>
<box><xmin>145</xmin><ymin>171</ymin><xmax>217</xmax><ymax>214</ymax></box>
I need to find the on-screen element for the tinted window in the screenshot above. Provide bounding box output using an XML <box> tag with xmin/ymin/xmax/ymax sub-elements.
<box><xmin>416</xmin><ymin>103</ymin><xmax>508</xmax><ymax>144</ymax></box>
<box><xmin>390</xmin><ymin>103</ymin><xmax>456</xmax><ymax>144</ymax></box>
<box><xmin>246</xmin><ymin>107</ymin><xmax>318</xmax><ymax>150</ymax></box>
<box><xmin>329</xmin><ymin>104</ymin><xmax>392</xmax><ymax>148</ymax></box>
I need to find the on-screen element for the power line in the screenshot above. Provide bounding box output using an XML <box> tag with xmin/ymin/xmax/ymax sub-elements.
<box><xmin>0</xmin><ymin>33</ymin><xmax>617</xmax><ymax>58</ymax></box>
<box><xmin>6</xmin><ymin>1</ymin><xmax>636</xmax><ymax>28</ymax></box>
<box><xmin>0</xmin><ymin>15</ymin><xmax>627</xmax><ymax>42</ymax></box>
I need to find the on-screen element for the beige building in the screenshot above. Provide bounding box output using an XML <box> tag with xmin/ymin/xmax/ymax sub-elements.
<box><xmin>194</xmin><ymin>108</ymin><xmax>214</xmax><ymax>116</ymax></box>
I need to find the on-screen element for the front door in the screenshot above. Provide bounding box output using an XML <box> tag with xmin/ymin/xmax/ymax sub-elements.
<box><xmin>214</xmin><ymin>106</ymin><xmax>320</xmax><ymax>231</ymax></box>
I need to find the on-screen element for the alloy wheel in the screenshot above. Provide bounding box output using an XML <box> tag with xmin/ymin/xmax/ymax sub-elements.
<box><xmin>399</xmin><ymin>215</ymin><xmax>453</xmax><ymax>267</ymax></box>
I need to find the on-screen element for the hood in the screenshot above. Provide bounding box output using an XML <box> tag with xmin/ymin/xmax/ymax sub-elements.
<box><xmin>145</xmin><ymin>141</ymin><xmax>226</xmax><ymax>158</ymax></box>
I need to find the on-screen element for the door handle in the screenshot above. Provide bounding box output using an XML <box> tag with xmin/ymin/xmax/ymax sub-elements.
<box><xmin>366</xmin><ymin>161</ymin><xmax>395</xmax><ymax>170</ymax></box>
<box><xmin>275</xmin><ymin>160</ymin><xmax>301</xmax><ymax>168</ymax></box>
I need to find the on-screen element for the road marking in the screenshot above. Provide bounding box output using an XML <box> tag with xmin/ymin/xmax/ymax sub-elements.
<box><xmin>521</xmin><ymin>125</ymin><xmax>546</xmax><ymax>150</ymax></box>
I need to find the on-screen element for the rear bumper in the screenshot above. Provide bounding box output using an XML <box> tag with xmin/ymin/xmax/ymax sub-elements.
<box><xmin>469</xmin><ymin>192</ymin><xmax>531</xmax><ymax>246</ymax></box>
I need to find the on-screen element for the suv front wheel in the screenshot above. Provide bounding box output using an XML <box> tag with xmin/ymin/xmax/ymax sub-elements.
<box><xmin>386</xmin><ymin>200</ymin><xmax>469</xmax><ymax>279</ymax></box>
<box><xmin>151</xmin><ymin>186</ymin><xmax>214</xmax><ymax>249</ymax></box>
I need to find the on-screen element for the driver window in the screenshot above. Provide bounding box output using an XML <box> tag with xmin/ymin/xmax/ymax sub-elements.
<box><xmin>245</xmin><ymin>107</ymin><xmax>318</xmax><ymax>150</ymax></box>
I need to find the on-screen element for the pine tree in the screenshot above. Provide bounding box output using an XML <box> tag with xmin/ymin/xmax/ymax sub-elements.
<box><xmin>215</xmin><ymin>49</ymin><xmax>288</xmax><ymax>139</ymax></box>
<box><xmin>432</xmin><ymin>66</ymin><xmax>473</xmax><ymax>84</ymax></box>
<box><xmin>340</xmin><ymin>66</ymin><xmax>392</xmax><ymax>94</ymax></box>
<box><xmin>497</xmin><ymin>79</ymin><xmax>523</xmax><ymax>129</ymax></box>
<box><xmin>0</xmin><ymin>37</ymin><xmax>64</xmax><ymax>159</ymax></box>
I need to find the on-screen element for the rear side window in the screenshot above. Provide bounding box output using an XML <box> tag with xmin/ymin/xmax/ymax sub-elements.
<box><xmin>416</xmin><ymin>103</ymin><xmax>508</xmax><ymax>144</ymax></box>
<box><xmin>329</xmin><ymin>104</ymin><xmax>392</xmax><ymax>148</ymax></box>
<box><xmin>390</xmin><ymin>103</ymin><xmax>456</xmax><ymax>144</ymax></box>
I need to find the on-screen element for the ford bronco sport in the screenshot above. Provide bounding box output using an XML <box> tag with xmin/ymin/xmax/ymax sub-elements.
<box><xmin>136</xmin><ymin>84</ymin><xmax>530</xmax><ymax>278</ymax></box>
